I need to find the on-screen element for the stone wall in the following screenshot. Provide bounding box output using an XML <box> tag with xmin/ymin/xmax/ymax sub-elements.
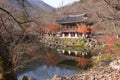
<box><xmin>40</xmin><ymin>36</ymin><xmax>97</xmax><ymax>50</ymax></box>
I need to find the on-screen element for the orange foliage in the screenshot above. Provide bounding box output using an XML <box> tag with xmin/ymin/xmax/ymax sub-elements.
<box><xmin>98</xmin><ymin>36</ymin><xmax>120</xmax><ymax>53</ymax></box>
<box><xmin>45</xmin><ymin>23</ymin><xmax>59</xmax><ymax>33</ymax></box>
<box><xmin>45</xmin><ymin>53</ymin><xmax>59</xmax><ymax>65</ymax></box>
<box><xmin>106</xmin><ymin>37</ymin><xmax>119</xmax><ymax>44</ymax></box>
<box><xmin>105</xmin><ymin>37</ymin><xmax>119</xmax><ymax>53</ymax></box>
<box><xmin>77</xmin><ymin>57</ymin><xmax>91</xmax><ymax>69</ymax></box>
<box><xmin>77</xmin><ymin>24</ymin><xmax>91</xmax><ymax>34</ymax></box>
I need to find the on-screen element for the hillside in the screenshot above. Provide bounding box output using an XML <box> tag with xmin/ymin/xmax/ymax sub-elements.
<box><xmin>28</xmin><ymin>0</ymin><xmax>55</xmax><ymax>11</ymax></box>
<box><xmin>0</xmin><ymin>0</ymin><xmax>120</xmax><ymax>80</ymax></box>
<box><xmin>8</xmin><ymin>0</ymin><xmax>54</xmax><ymax>11</ymax></box>
<box><xmin>52</xmin><ymin>0</ymin><xmax>120</xmax><ymax>37</ymax></box>
<box><xmin>0</xmin><ymin>0</ymin><xmax>119</xmax><ymax>35</ymax></box>
<box><xmin>0</xmin><ymin>0</ymin><xmax>55</xmax><ymax>26</ymax></box>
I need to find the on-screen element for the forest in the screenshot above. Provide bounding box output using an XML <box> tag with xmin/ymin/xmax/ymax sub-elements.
<box><xmin>0</xmin><ymin>0</ymin><xmax>120</xmax><ymax>80</ymax></box>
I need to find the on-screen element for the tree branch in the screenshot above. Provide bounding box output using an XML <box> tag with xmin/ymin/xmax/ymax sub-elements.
<box><xmin>0</xmin><ymin>7</ymin><xmax>25</xmax><ymax>31</ymax></box>
<box><xmin>0</xmin><ymin>7</ymin><xmax>34</xmax><ymax>31</ymax></box>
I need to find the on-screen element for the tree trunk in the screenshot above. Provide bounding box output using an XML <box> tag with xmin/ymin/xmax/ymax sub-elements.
<box><xmin>0</xmin><ymin>35</ymin><xmax>17</xmax><ymax>80</ymax></box>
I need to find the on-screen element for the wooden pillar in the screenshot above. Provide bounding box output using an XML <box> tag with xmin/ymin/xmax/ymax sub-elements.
<box><xmin>82</xmin><ymin>34</ymin><xmax>85</xmax><ymax>39</ymax></box>
<box><xmin>68</xmin><ymin>50</ymin><xmax>71</xmax><ymax>55</ymax></box>
<box><xmin>62</xmin><ymin>50</ymin><xmax>65</xmax><ymax>54</ymax></box>
<box><xmin>68</xmin><ymin>33</ymin><xmax>71</xmax><ymax>38</ymax></box>
<box><xmin>0</xmin><ymin>35</ymin><xmax>17</xmax><ymax>80</ymax></box>
<box><xmin>82</xmin><ymin>52</ymin><xmax>84</xmax><ymax>56</ymax></box>
<box><xmin>62</xmin><ymin>33</ymin><xmax>65</xmax><ymax>38</ymax></box>
<box><xmin>75</xmin><ymin>33</ymin><xmax>78</xmax><ymax>37</ymax></box>
<box><xmin>74</xmin><ymin>51</ymin><xmax>78</xmax><ymax>56</ymax></box>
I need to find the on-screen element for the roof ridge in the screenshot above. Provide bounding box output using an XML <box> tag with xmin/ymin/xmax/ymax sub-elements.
<box><xmin>68</xmin><ymin>13</ymin><xmax>87</xmax><ymax>17</ymax></box>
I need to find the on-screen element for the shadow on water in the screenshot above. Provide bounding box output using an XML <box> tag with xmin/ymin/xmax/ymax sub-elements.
<box><xmin>17</xmin><ymin>46</ymin><xmax>93</xmax><ymax>80</ymax></box>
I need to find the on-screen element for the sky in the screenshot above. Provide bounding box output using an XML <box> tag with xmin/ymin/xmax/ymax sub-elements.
<box><xmin>42</xmin><ymin>0</ymin><xmax>80</xmax><ymax>8</ymax></box>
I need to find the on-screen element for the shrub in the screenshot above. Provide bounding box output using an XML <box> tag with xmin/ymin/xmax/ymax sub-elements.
<box><xmin>77</xmin><ymin>57</ymin><xmax>92</xmax><ymax>69</ymax></box>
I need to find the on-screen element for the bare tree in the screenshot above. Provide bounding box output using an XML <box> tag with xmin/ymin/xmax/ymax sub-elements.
<box><xmin>0</xmin><ymin>0</ymin><xmax>35</xmax><ymax>80</ymax></box>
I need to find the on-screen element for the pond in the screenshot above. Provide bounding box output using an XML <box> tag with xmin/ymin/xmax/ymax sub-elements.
<box><xmin>17</xmin><ymin>46</ymin><xmax>92</xmax><ymax>80</ymax></box>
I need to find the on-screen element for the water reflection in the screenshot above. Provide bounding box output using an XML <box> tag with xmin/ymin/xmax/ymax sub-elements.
<box><xmin>57</xmin><ymin>48</ymin><xmax>91</xmax><ymax>58</ymax></box>
<box><xmin>57</xmin><ymin>48</ymin><xmax>92</xmax><ymax>69</ymax></box>
<box><xmin>17</xmin><ymin>47</ymin><xmax>92</xmax><ymax>80</ymax></box>
<box><xmin>18</xmin><ymin>65</ymin><xmax>80</xmax><ymax>80</ymax></box>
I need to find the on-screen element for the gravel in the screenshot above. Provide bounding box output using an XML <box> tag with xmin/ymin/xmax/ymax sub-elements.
<box><xmin>50</xmin><ymin>59</ymin><xmax>120</xmax><ymax>80</ymax></box>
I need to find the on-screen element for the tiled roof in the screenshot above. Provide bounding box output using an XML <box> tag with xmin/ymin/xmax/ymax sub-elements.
<box><xmin>56</xmin><ymin>13</ymin><xmax>88</xmax><ymax>24</ymax></box>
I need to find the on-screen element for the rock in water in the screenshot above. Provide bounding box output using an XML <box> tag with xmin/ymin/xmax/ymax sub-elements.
<box><xmin>50</xmin><ymin>75</ymin><xmax>62</xmax><ymax>80</ymax></box>
<box><xmin>29</xmin><ymin>77</ymin><xmax>36</xmax><ymax>80</ymax></box>
<box><xmin>22</xmin><ymin>76</ymin><xmax>28</xmax><ymax>80</ymax></box>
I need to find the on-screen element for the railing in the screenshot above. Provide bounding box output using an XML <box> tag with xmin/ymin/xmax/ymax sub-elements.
<box><xmin>60</xmin><ymin>28</ymin><xmax>78</xmax><ymax>32</ymax></box>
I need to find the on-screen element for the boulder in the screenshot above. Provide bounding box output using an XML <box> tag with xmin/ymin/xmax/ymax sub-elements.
<box><xmin>28</xmin><ymin>77</ymin><xmax>36</xmax><ymax>80</ymax></box>
<box><xmin>22</xmin><ymin>76</ymin><xmax>28</xmax><ymax>80</ymax></box>
<box><xmin>50</xmin><ymin>75</ymin><xmax>62</xmax><ymax>80</ymax></box>
<box><xmin>109</xmin><ymin>59</ymin><xmax>120</xmax><ymax>70</ymax></box>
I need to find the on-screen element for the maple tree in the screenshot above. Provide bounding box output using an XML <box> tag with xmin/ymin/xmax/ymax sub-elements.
<box><xmin>105</xmin><ymin>37</ymin><xmax>120</xmax><ymax>53</ymax></box>
<box><xmin>77</xmin><ymin>57</ymin><xmax>92</xmax><ymax>69</ymax></box>
<box><xmin>76</xmin><ymin>23</ymin><xmax>91</xmax><ymax>34</ymax></box>
<box><xmin>98</xmin><ymin>36</ymin><xmax>120</xmax><ymax>53</ymax></box>
<box><xmin>45</xmin><ymin>23</ymin><xmax>60</xmax><ymax>33</ymax></box>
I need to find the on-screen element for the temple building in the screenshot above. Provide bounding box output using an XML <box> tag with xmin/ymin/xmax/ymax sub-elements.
<box><xmin>56</xmin><ymin>13</ymin><xmax>94</xmax><ymax>38</ymax></box>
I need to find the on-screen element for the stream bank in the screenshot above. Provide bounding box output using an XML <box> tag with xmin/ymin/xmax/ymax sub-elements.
<box><xmin>50</xmin><ymin>59</ymin><xmax>120</xmax><ymax>80</ymax></box>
